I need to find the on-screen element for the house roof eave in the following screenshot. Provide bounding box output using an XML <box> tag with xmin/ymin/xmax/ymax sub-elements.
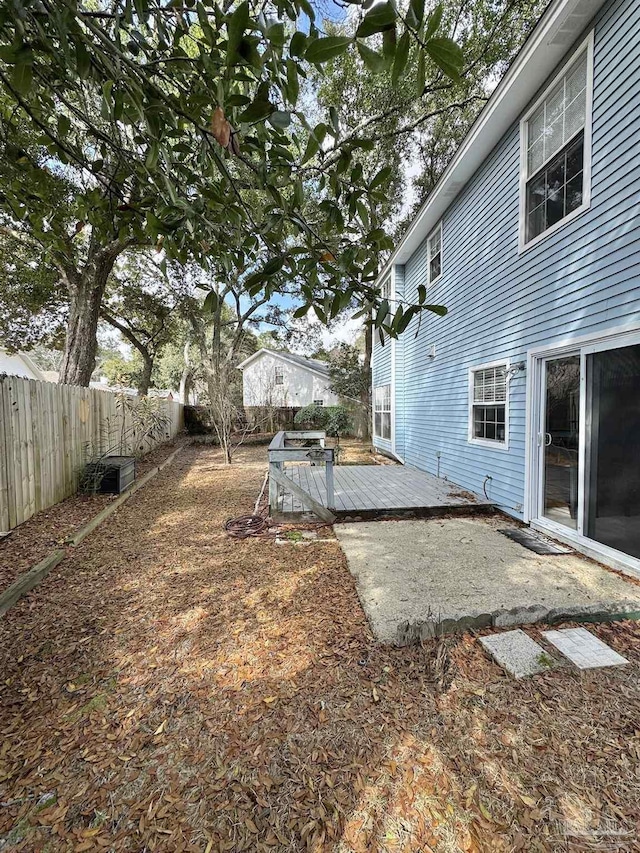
<box><xmin>377</xmin><ymin>0</ymin><xmax>605</xmax><ymax>285</ymax></box>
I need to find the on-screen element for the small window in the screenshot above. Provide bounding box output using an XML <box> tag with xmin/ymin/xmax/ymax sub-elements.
<box><xmin>470</xmin><ymin>364</ymin><xmax>507</xmax><ymax>445</ymax></box>
<box><xmin>313</xmin><ymin>399</ymin><xmax>324</xmax><ymax>406</ymax></box>
<box><xmin>274</xmin><ymin>365</ymin><xmax>284</xmax><ymax>385</ymax></box>
<box><xmin>380</xmin><ymin>274</ymin><xmax>391</xmax><ymax>301</ymax></box>
<box><xmin>522</xmin><ymin>40</ymin><xmax>592</xmax><ymax>245</ymax></box>
<box><xmin>374</xmin><ymin>384</ymin><xmax>391</xmax><ymax>440</ymax></box>
<box><xmin>427</xmin><ymin>224</ymin><xmax>442</xmax><ymax>284</ymax></box>
<box><xmin>377</xmin><ymin>274</ymin><xmax>392</xmax><ymax>344</ymax></box>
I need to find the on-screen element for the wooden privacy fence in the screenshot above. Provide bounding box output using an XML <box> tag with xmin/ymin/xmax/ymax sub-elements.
<box><xmin>0</xmin><ymin>375</ymin><xmax>184</xmax><ymax>534</ymax></box>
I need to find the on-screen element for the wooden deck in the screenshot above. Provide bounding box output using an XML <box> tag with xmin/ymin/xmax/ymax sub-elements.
<box><xmin>276</xmin><ymin>463</ymin><xmax>492</xmax><ymax>516</ymax></box>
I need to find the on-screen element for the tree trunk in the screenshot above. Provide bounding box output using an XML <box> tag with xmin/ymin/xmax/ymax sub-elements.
<box><xmin>59</xmin><ymin>279</ymin><xmax>103</xmax><ymax>386</ymax></box>
<box><xmin>59</xmin><ymin>244</ymin><xmax>124</xmax><ymax>387</ymax></box>
<box><xmin>179</xmin><ymin>339</ymin><xmax>191</xmax><ymax>404</ymax></box>
<box><xmin>137</xmin><ymin>353</ymin><xmax>154</xmax><ymax>397</ymax></box>
<box><xmin>179</xmin><ymin>369</ymin><xmax>191</xmax><ymax>405</ymax></box>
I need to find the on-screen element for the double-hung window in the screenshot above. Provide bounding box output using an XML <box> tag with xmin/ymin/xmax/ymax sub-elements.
<box><xmin>274</xmin><ymin>365</ymin><xmax>284</xmax><ymax>385</ymax></box>
<box><xmin>427</xmin><ymin>223</ymin><xmax>442</xmax><ymax>284</ymax></box>
<box><xmin>377</xmin><ymin>274</ymin><xmax>392</xmax><ymax>344</ymax></box>
<box><xmin>470</xmin><ymin>363</ymin><xmax>507</xmax><ymax>446</ymax></box>
<box><xmin>374</xmin><ymin>384</ymin><xmax>391</xmax><ymax>440</ymax></box>
<box><xmin>380</xmin><ymin>274</ymin><xmax>391</xmax><ymax>302</ymax></box>
<box><xmin>521</xmin><ymin>36</ymin><xmax>593</xmax><ymax>246</ymax></box>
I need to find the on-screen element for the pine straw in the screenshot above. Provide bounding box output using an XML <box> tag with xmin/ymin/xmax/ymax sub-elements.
<box><xmin>1</xmin><ymin>445</ymin><xmax>639</xmax><ymax>852</ymax></box>
<box><xmin>0</xmin><ymin>441</ymin><xmax>182</xmax><ymax>594</ymax></box>
<box><xmin>329</xmin><ymin>439</ymin><xmax>395</xmax><ymax>467</ymax></box>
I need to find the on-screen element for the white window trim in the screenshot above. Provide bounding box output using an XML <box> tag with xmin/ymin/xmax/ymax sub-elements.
<box><xmin>523</xmin><ymin>321</ymin><xmax>640</xmax><ymax>581</ymax></box>
<box><xmin>427</xmin><ymin>222</ymin><xmax>443</xmax><ymax>285</ymax></box>
<box><xmin>372</xmin><ymin>267</ymin><xmax>398</xmax><ymax>454</ymax></box>
<box><xmin>468</xmin><ymin>358</ymin><xmax>510</xmax><ymax>451</ymax></box>
<box><xmin>374</xmin><ymin>272</ymin><xmax>393</xmax><ymax>349</ymax></box>
<box><xmin>518</xmin><ymin>30</ymin><xmax>594</xmax><ymax>254</ymax></box>
<box><xmin>373</xmin><ymin>382</ymin><xmax>392</xmax><ymax>441</ymax></box>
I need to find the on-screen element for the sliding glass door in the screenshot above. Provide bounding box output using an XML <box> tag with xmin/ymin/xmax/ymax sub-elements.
<box><xmin>533</xmin><ymin>333</ymin><xmax>640</xmax><ymax>565</ymax></box>
<box><xmin>584</xmin><ymin>344</ymin><xmax>640</xmax><ymax>559</ymax></box>
<box><xmin>542</xmin><ymin>355</ymin><xmax>581</xmax><ymax>529</ymax></box>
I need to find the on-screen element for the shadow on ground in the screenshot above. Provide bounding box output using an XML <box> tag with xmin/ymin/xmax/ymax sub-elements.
<box><xmin>1</xmin><ymin>445</ymin><xmax>639</xmax><ymax>852</ymax></box>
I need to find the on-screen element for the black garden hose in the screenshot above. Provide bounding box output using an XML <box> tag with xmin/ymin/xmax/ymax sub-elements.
<box><xmin>224</xmin><ymin>515</ymin><xmax>268</xmax><ymax>538</ymax></box>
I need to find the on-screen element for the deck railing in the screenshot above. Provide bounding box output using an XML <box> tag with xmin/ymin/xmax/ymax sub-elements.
<box><xmin>267</xmin><ymin>430</ymin><xmax>335</xmax><ymax>521</ymax></box>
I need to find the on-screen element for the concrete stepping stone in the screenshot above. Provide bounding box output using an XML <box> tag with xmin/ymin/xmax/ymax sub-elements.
<box><xmin>479</xmin><ymin>629</ymin><xmax>553</xmax><ymax>678</ymax></box>
<box><xmin>542</xmin><ymin>627</ymin><xmax>628</xmax><ymax>670</ymax></box>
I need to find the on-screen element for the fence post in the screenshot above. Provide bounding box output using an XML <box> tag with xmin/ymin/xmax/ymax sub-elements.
<box><xmin>325</xmin><ymin>455</ymin><xmax>335</xmax><ymax>510</ymax></box>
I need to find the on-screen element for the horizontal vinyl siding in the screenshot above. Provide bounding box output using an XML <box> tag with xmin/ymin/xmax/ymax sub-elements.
<box><xmin>395</xmin><ymin>0</ymin><xmax>640</xmax><ymax>516</ymax></box>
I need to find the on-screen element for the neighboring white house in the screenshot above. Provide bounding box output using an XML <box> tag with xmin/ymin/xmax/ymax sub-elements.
<box><xmin>0</xmin><ymin>348</ymin><xmax>46</xmax><ymax>381</ymax></box>
<box><xmin>238</xmin><ymin>349</ymin><xmax>339</xmax><ymax>408</ymax></box>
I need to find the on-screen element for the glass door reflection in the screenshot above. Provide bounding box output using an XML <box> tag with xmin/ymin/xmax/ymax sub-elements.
<box><xmin>542</xmin><ymin>355</ymin><xmax>581</xmax><ymax>529</ymax></box>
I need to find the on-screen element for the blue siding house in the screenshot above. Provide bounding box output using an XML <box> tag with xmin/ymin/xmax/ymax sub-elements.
<box><xmin>372</xmin><ymin>0</ymin><xmax>640</xmax><ymax>576</ymax></box>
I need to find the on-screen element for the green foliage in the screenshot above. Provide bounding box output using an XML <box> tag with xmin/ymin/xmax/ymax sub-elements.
<box><xmin>316</xmin><ymin>0</ymin><xmax>549</xmax><ymax>280</ymax></box>
<box><xmin>101</xmin><ymin>250</ymin><xmax>187</xmax><ymax>392</ymax></box>
<box><xmin>100</xmin><ymin>351</ymin><xmax>145</xmax><ymax>389</ymax></box>
<box><xmin>294</xmin><ymin>404</ymin><xmax>350</xmax><ymax>437</ymax></box>
<box><xmin>328</xmin><ymin>343</ymin><xmax>369</xmax><ymax>400</ymax></box>
<box><xmin>325</xmin><ymin>405</ymin><xmax>351</xmax><ymax>438</ymax></box>
<box><xmin>152</xmin><ymin>339</ymin><xmax>193</xmax><ymax>392</ymax></box>
<box><xmin>0</xmin><ymin>0</ymin><xmax>466</xmax><ymax>346</ymax></box>
<box><xmin>294</xmin><ymin>404</ymin><xmax>329</xmax><ymax>430</ymax></box>
<box><xmin>0</xmin><ymin>229</ymin><xmax>66</xmax><ymax>350</ymax></box>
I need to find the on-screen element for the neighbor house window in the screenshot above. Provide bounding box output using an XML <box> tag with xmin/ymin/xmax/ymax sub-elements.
<box><xmin>427</xmin><ymin>223</ymin><xmax>442</xmax><ymax>284</ymax></box>
<box><xmin>470</xmin><ymin>363</ymin><xmax>507</xmax><ymax>445</ymax></box>
<box><xmin>313</xmin><ymin>399</ymin><xmax>324</xmax><ymax>406</ymax></box>
<box><xmin>274</xmin><ymin>365</ymin><xmax>284</xmax><ymax>385</ymax></box>
<box><xmin>374</xmin><ymin>384</ymin><xmax>391</xmax><ymax>440</ymax></box>
<box><xmin>522</xmin><ymin>38</ymin><xmax>592</xmax><ymax>245</ymax></box>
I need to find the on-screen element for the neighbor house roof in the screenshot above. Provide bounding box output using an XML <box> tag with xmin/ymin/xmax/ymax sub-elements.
<box><xmin>237</xmin><ymin>348</ymin><xmax>330</xmax><ymax>378</ymax></box>
<box><xmin>378</xmin><ymin>0</ymin><xmax>606</xmax><ymax>284</ymax></box>
<box><xmin>0</xmin><ymin>348</ymin><xmax>46</xmax><ymax>381</ymax></box>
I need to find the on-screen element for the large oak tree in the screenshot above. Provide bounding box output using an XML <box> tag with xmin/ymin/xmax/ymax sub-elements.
<box><xmin>0</xmin><ymin>0</ymin><xmax>464</xmax><ymax>385</ymax></box>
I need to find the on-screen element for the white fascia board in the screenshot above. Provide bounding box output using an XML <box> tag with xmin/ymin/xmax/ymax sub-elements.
<box><xmin>377</xmin><ymin>0</ymin><xmax>606</xmax><ymax>284</ymax></box>
<box><xmin>236</xmin><ymin>348</ymin><xmax>273</xmax><ymax>370</ymax></box>
<box><xmin>19</xmin><ymin>352</ymin><xmax>46</xmax><ymax>381</ymax></box>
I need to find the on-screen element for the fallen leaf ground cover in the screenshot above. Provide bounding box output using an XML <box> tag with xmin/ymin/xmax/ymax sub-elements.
<box><xmin>0</xmin><ymin>441</ymin><xmax>182</xmax><ymax>593</ymax></box>
<box><xmin>330</xmin><ymin>439</ymin><xmax>395</xmax><ymax>466</ymax></box>
<box><xmin>1</xmin><ymin>445</ymin><xmax>639</xmax><ymax>852</ymax></box>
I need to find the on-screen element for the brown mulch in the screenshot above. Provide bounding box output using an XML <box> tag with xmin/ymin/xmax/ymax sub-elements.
<box><xmin>0</xmin><ymin>441</ymin><xmax>182</xmax><ymax>594</ymax></box>
<box><xmin>1</xmin><ymin>444</ymin><xmax>640</xmax><ymax>852</ymax></box>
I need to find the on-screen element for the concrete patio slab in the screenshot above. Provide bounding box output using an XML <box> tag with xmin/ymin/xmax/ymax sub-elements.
<box><xmin>543</xmin><ymin>627</ymin><xmax>628</xmax><ymax>669</ymax></box>
<box><xmin>479</xmin><ymin>629</ymin><xmax>553</xmax><ymax>678</ymax></box>
<box><xmin>335</xmin><ymin>517</ymin><xmax>640</xmax><ymax>644</ymax></box>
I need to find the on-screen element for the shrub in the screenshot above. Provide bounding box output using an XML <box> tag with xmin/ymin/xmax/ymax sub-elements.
<box><xmin>294</xmin><ymin>404</ymin><xmax>351</xmax><ymax>439</ymax></box>
<box><xmin>294</xmin><ymin>404</ymin><xmax>328</xmax><ymax>430</ymax></box>
<box><xmin>326</xmin><ymin>405</ymin><xmax>350</xmax><ymax>438</ymax></box>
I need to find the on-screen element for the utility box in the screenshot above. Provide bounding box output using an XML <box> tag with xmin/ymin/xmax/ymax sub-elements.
<box><xmin>85</xmin><ymin>456</ymin><xmax>136</xmax><ymax>494</ymax></box>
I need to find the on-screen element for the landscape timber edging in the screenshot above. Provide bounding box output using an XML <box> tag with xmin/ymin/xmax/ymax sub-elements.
<box><xmin>0</xmin><ymin>550</ymin><xmax>65</xmax><ymax>617</ymax></box>
<box><xmin>66</xmin><ymin>444</ymin><xmax>185</xmax><ymax>547</ymax></box>
<box><xmin>0</xmin><ymin>445</ymin><xmax>186</xmax><ymax>618</ymax></box>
